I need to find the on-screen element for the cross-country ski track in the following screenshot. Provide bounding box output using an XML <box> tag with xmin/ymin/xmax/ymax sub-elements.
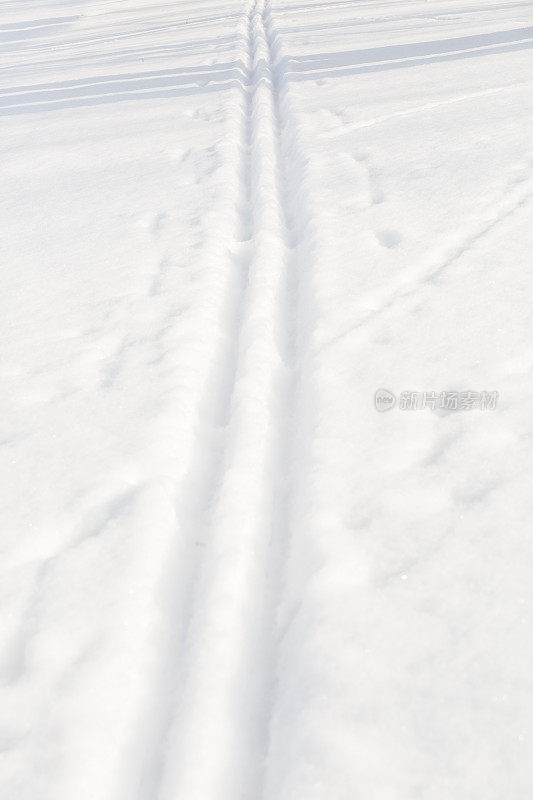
<box><xmin>138</xmin><ymin>3</ymin><xmax>310</xmax><ymax>798</ymax></box>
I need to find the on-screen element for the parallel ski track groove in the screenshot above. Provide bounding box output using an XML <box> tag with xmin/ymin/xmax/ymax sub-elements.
<box><xmin>133</xmin><ymin>12</ymin><xmax>256</xmax><ymax>800</ymax></box>
<box><xmin>133</xmin><ymin>0</ymin><xmax>311</xmax><ymax>795</ymax></box>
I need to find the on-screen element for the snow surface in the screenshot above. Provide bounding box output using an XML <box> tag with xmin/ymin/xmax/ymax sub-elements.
<box><xmin>1</xmin><ymin>0</ymin><xmax>533</xmax><ymax>798</ymax></box>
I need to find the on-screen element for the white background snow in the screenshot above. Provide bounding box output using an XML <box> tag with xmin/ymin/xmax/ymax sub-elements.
<box><xmin>1</xmin><ymin>0</ymin><xmax>533</xmax><ymax>798</ymax></box>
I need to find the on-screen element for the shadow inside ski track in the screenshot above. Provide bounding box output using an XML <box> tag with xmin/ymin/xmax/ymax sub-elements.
<box><xmin>1</xmin><ymin>25</ymin><xmax>530</xmax><ymax>115</ymax></box>
<box><xmin>0</xmin><ymin>57</ymin><xmax>247</xmax><ymax>115</ymax></box>
<box><xmin>282</xmin><ymin>26</ymin><xmax>533</xmax><ymax>80</ymax></box>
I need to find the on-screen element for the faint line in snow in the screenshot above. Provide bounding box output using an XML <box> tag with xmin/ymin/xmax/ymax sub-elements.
<box><xmin>320</xmin><ymin>81</ymin><xmax>533</xmax><ymax>139</ymax></box>
<box><xmin>319</xmin><ymin>183</ymin><xmax>533</xmax><ymax>352</ymax></box>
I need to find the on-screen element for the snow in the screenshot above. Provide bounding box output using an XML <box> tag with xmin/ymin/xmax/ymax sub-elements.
<box><xmin>1</xmin><ymin>0</ymin><xmax>533</xmax><ymax>798</ymax></box>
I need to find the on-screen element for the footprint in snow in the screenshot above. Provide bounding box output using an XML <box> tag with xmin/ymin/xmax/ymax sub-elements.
<box><xmin>376</xmin><ymin>229</ymin><xmax>403</xmax><ymax>249</ymax></box>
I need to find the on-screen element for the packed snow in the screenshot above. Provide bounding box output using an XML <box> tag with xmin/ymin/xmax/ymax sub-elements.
<box><xmin>1</xmin><ymin>0</ymin><xmax>533</xmax><ymax>798</ymax></box>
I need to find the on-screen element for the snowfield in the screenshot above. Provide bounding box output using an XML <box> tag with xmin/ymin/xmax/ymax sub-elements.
<box><xmin>1</xmin><ymin>0</ymin><xmax>533</xmax><ymax>798</ymax></box>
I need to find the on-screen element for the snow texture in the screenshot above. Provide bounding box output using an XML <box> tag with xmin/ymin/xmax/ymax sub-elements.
<box><xmin>1</xmin><ymin>0</ymin><xmax>533</xmax><ymax>798</ymax></box>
